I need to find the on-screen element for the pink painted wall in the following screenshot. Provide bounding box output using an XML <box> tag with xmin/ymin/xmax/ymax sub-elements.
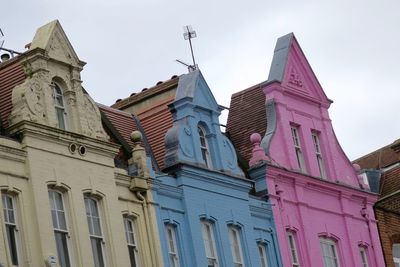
<box><xmin>250</xmin><ymin>34</ymin><xmax>384</xmax><ymax>266</ymax></box>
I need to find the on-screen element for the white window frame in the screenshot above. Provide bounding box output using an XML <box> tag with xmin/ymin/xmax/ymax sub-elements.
<box><xmin>291</xmin><ymin>126</ymin><xmax>305</xmax><ymax>172</ymax></box>
<box><xmin>49</xmin><ymin>189</ymin><xmax>72</xmax><ymax>267</ymax></box>
<box><xmin>393</xmin><ymin>243</ymin><xmax>400</xmax><ymax>267</ymax></box>
<box><xmin>2</xmin><ymin>193</ymin><xmax>21</xmax><ymax>267</ymax></box>
<box><xmin>201</xmin><ymin>220</ymin><xmax>219</xmax><ymax>267</ymax></box>
<box><xmin>198</xmin><ymin>125</ymin><xmax>212</xmax><ymax>168</ymax></box>
<box><xmin>359</xmin><ymin>246</ymin><xmax>369</xmax><ymax>267</ymax></box>
<box><xmin>312</xmin><ymin>132</ymin><xmax>326</xmax><ymax>178</ymax></box>
<box><xmin>124</xmin><ymin>216</ymin><xmax>140</xmax><ymax>267</ymax></box>
<box><xmin>286</xmin><ymin>231</ymin><xmax>300</xmax><ymax>267</ymax></box>
<box><xmin>84</xmin><ymin>196</ymin><xmax>106</xmax><ymax>267</ymax></box>
<box><xmin>257</xmin><ymin>243</ymin><xmax>269</xmax><ymax>267</ymax></box>
<box><xmin>52</xmin><ymin>82</ymin><xmax>67</xmax><ymax>130</ymax></box>
<box><xmin>165</xmin><ymin>224</ymin><xmax>180</xmax><ymax>267</ymax></box>
<box><xmin>228</xmin><ymin>226</ymin><xmax>245</xmax><ymax>267</ymax></box>
<box><xmin>319</xmin><ymin>237</ymin><xmax>340</xmax><ymax>267</ymax></box>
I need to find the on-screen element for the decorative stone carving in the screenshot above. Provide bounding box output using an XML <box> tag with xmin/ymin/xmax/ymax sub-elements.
<box><xmin>81</xmin><ymin>94</ymin><xmax>107</xmax><ymax>140</ymax></box>
<box><xmin>9</xmin><ymin>73</ymin><xmax>48</xmax><ymax>126</ymax></box>
<box><xmin>288</xmin><ymin>67</ymin><xmax>303</xmax><ymax>87</ymax></box>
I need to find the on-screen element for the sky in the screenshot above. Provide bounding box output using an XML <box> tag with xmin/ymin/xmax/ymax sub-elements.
<box><xmin>1</xmin><ymin>0</ymin><xmax>400</xmax><ymax>161</ymax></box>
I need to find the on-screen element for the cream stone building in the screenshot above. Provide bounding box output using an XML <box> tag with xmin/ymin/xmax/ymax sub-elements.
<box><xmin>0</xmin><ymin>21</ymin><xmax>163</xmax><ymax>267</ymax></box>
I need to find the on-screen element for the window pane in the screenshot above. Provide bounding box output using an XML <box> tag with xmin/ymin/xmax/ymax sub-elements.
<box><xmin>6</xmin><ymin>225</ymin><xmax>18</xmax><ymax>265</ymax></box>
<box><xmin>128</xmin><ymin>246</ymin><xmax>137</xmax><ymax>267</ymax></box>
<box><xmin>93</xmin><ymin>217</ymin><xmax>102</xmax><ymax>236</ymax></box>
<box><xmin>58</xmin><ymin>211</ymin><xmax>67</xmax><ymax>230</ymax></box>
<box><xmin>55</xmin><ymin>231</ymin><xmax>71</xmax><ymax>267</ymax></box>
<box><xmin>91</xmin><ymin>237</ymin><xmax>105</xmax><ymax>267</ymax></box>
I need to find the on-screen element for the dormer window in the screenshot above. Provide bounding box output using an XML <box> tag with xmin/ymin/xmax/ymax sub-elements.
<box><xmin>198</xmin><ymin>125</ymin><xmax>212</xmax><ymax>168</ymax></box>
<box><xmin>291</xmin><ymin>126</ymin><xmax>305</xmax><ymax>172</ymax></box>
<box><xmin>52</xmin><ymin>82</ymin><xmax>67</xmax><ymax>130</ymax></box>
<box><xmin>312</xmin><ymin>132</ymin><xmax>326</xmax><ymax>178</ymax></box>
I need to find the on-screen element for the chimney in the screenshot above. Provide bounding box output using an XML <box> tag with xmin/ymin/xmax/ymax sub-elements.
<box><xmin>1</xmin><ymin>53</ymin><xmax>10</xmax><ymax>62</ymax></box>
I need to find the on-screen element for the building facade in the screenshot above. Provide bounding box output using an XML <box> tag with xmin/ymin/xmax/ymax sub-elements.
<box><xmin>227</xmin><ymin>33</ymin><xmax>385</xmax><ymax>267</ymax></box>
<box><xmin>0</xmin><ymin>20</ymin><xmax>163</xmax><ymax>267</ymax></box>
<box><xmin>113</xmin><ymin>70</ymin><xmax>283</xmax><ymax>267</ymax></box>
<box><xmin>355</xmin><ymin>140</ymin><xmax>400</xmax><ymax>267</ymax></box>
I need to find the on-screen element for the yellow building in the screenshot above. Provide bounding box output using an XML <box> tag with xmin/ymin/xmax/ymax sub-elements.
<box><xmin>0</xmin><ymin>20</ymin><xmax>162</xmax><ymax>267</ymax></box>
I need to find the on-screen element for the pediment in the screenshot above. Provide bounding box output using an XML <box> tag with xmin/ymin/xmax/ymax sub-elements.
<box><xmin>30</xmin><ymin>20</ymin><xmax>81</xmax><ymax>66</ymax></box>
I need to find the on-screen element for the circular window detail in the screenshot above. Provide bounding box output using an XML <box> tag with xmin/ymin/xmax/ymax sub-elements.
<box><xmin>69</xmin><ymin>143</ymin><xmax>77</xmax><ymax>154</ymax></box>
<box><xmin>79</xmin><ymin>145</ymin><xmax>86</xmax><ymax>156</ymax></box>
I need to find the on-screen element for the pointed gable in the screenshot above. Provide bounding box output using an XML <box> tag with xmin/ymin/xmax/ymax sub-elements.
<box><xmin>30</xmin><ymin>20</ymin><xmax>83</xmax><ymax>67</ymax></box>
<box><xmin>267</xmin><ymin>33</ymin><xmax>331</xmax><ymax>105</ymax></box>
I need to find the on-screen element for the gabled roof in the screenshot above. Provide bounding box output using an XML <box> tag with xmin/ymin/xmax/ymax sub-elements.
<box><xmin>226</xmin><ymin>81</ymin><xmax>268</xmax><ymax>164</ymax></box>
<box><xmin>111</xmin><ymin>75</ymin><xmax>180</xmax><ymax>171</ymax></box>
<box><xmin>0</xmin><ymin>58</ymin><xmax>26</xmax><ymax>130</ymax></box>
<box><xmin>353</xmin><ymin>142</ymin><xmax>399</xmax><ymax>169</ymax></box>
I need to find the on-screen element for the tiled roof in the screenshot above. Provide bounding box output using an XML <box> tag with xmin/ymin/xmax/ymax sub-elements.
<box><xmin>0</xmin><ymin>59</ymin><xmax>26</xmax><ymax>129</ymax></box>
<box><xmin>111</xmin><ymin>76</ymin><xmax>179</xmax><ymax>171</ymax></box>
<box><xmin>353</xmin><ymin>143</ymin><xmax>399</xmax><ymax>170</ymax></box>
<box><xmin>226</xmin><ymin>81</ymin><xmax>268</xmax><ymax>163</ymax></box>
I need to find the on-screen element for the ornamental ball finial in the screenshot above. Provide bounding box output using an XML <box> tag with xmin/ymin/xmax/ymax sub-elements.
<box><xmin>130</xmin><ymin>130</ymin><xmax>142</xmax><ymax>143</ymax></box>
<box><xmin>250</xmin><ymin>133</ymin><xmax>262</xmax><ymax>144</ymax></box>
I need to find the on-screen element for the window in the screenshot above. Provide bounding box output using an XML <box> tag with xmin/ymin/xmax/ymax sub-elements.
<box><xmin>319</xmin><ymin>237</ymin><xmax>340</xmax><ymax>267</ymax></box>
<box><xmin>359</xmin><ymin>247</ymin><xmax>369</xmax><ymax>267</ymax></box>
<box><xmin>393</xmin><ymin>244</ymin><xmax>400</xmax><ymax>267</ymax></box>
<box><xmin>52</xmin><ymin>82</ymin><xmax>67</xmax><ymax>130</ymax></box>
<box><xmin>201</xmin><ymin>221</ymin><xmax>219</xmax><ymax>267</ymax></box>
<box><xmin>85</xmin><ymin>197</ymin><xmax>105</xmax><ymax>267</ymax></box>
<box><xmin>165</xmin><ymin>224</ymin><xmax>180</xmax><ymax>267</ymax></box>
<box><xmin>312</xmin><ymin>133</ymin><xmax>326</xmax><ymax>178</ymax></box>
<box><xmin>258</xmin><ymin>244</ymin><xmax>269</xmax><ymax>267</ymax></box>
<box><xmin>198</xmin><ymin>125</ymin><xmax>212</xmax><ymax>167</ymax></box>
<box><xmin>291</xmin><ymin>126</ymin><xmax>305</xmax><ymax>172</ymax></box>
<box><xmin>228</xmin><ymin>226</ymin><xmax>245</xmax><ymax>267</ymax></box>
<box><xmin>2</xmin><ymin>193</ymin><xmax>20</xmax><ymax>266</ymax></box>
<box><xmin>49</xmin><ymin>190</ymin><xmax>71</xmax><ymax>267</ymax></box>
<box><xmin>124</xmin><ymin>217</ymin><xmax>139</xmax><ymax>267</ymax></box>
<box><xmin>286</xmin><ymin>231</ymin><xmax>300</xmax><ymax>267</ymax></box>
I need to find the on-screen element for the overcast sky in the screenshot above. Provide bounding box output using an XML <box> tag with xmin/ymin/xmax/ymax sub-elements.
<box><xmin>2</xmin><ymin>0</ymin><xmax>399</xmax><ymax>161</ymax></box>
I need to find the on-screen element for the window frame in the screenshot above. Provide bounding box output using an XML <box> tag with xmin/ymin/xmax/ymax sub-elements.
<box><xmin>290</xmin><ymin>126</ymin><xmax>305</xmax><ymax>172</ymax></box>
<box><xmin>257</xmin><ymin>243</ymin><xmax>270</xmax><ymax>267</ymax></box>
<box><xmin>393</xmin><ymin>243</ymin><xmax>400</xmax><ymax>267</ymax></box>
<box><xmin>286</xmin><ymin>231</ymin><xmax>300</xmax><ymax>267</ymax></box>
<box><xmin>359</xmin><ymin>246</ymin><xmax>369</xmax><ymax>267</ymax></box>
<box><xmin>319</xmin><ymin>237</ymin><xmax>340</xmax><ymax>267</ymax></box>
<box><xmin>198</xmin><ymin>125</ymin><xmax>212</xmax><ymax>168</ymax></box>
<box><xmin>201</xmin><ymin>220</ymin><xmax>219</xmax><ymax>267</ymax></box>
<box><xmin>165</xmin><ymin>224</ymin><xmax>180</xmax><ymax>267</ymax></box>
<box><xmin>52</xmin><ymin>81</ymin><xmax>68</xmax><ymax>130</ymax></box>
<box><xmin>124</xmin><ymin>216</ymin><xmax>140</xmax><ymax>267</ymax></box>
<box><xmin>311</xmin><ymin>132</ymin><xmax>326</xmax><ymax>178</ymax></box>
<box><xmin>228</xmin><ymin>226</ymin><xmax>245</xmax><ymax>267</ymax></box>
<box><xmin>48</xmin><ymin>189</ymin><xmax>72</xmax><ymax>267</ymax></box>
<box><xmin>84</xmin><ymin>196</ymin><xmax>106</xmax><ymax>267</ymax></box>
<box><xmin>2</xmin><ymin>192</ymin><xmax>21</xmax><ymax>266</ymax></box>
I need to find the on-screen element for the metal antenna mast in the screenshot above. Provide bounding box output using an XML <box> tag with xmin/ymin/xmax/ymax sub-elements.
<box><xmin>0</xmin><ymin>29</ymin><xmax>4</xmax><ymax>50</ymax></box>
<box><xmin>176</xmin><ymin>25</ymin><xmax>198</xmax><ymax>72</ymax></box>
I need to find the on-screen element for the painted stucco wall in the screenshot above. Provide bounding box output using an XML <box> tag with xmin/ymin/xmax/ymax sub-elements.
<box><xmin>250</xmin><ymin>33</ymin><xmax>385</xmax><ymax>267</ymax></box>
<box><xmin>153</xmin><ymin>70</ymin><xmax>282</xmax><ymax>267</ymax></box>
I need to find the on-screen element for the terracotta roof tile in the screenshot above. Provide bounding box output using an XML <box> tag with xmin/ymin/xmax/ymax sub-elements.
<box><xmin>226</xmin><ymin>81</ymin><xmax>267</xmax><ymax>163</ymax></box>
<box><xmin>0</xmin><ymin>60</ymin><xmax>26</xmax><ymax>129</ymax></box>
<box><xmin>353</xmin><ymin>144</ymin><xmax>399</xmax><ymax>169</ymax></box>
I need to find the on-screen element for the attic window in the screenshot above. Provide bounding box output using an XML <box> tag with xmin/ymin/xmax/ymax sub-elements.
<box><xmin>198</xmin><ymin>125</ymin><xmax>212</xmax><ymax>168</ymax></box>
<box><xmin>52</xmin><ymin>82</ymin><xmax>67</xmax><ymax>130</ymax></box>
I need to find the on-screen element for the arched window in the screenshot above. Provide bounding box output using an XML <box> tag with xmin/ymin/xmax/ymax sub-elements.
<box><xmin>198</xmin><ymin>125</ymin><xmax>211</xmax><ymax>167</ymax></box>
<box><xmin>52</xmin><ymin>82</ymin><xmax>67</xmax><ymax>130</ymax></box>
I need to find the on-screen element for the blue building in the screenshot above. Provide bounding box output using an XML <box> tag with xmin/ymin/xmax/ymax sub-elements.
<box><xmin>111</xmin><ymin>70</ymin><xmax>282</xmax><ymax>267</ymax></box>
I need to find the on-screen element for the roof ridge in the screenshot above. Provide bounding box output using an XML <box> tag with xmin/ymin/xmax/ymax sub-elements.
<box><xmin>97</xmin><ymin>103</ymin><xmax>134</xmax><ymax>117</ymax></box>
<box><xmin>353</xmin><ymin>142</ymin><xmax>396</xmax><ymax>163</ymax></box>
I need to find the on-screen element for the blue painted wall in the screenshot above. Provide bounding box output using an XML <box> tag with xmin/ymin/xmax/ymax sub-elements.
<box><xmin>151</xmin><ymin>70</ymin><xmax>282</xmax><ymax>267</ymax></box>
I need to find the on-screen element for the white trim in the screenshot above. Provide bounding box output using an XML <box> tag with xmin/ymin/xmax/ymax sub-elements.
<box><xmin>201</xmin><ymin>221</ymin><xmax>219</xmax><ymax>267</ymax></box>
<box><xmin>257</xmin><ymin>243</ymin><xmax>269</xmax><ymax>267</ymax></box>
<box><xmin>319</xmin><ymin>237</ymin><xmax>340</xmax><ymax>267</ymax></box>
<box><xmin>228</xmin><ymin>226</ymin><xmax>245</xmax><ymax>267</ymax></box>
<box><xmin>124</xmin><ymin>217</ymin><xmax>140</xmax><ymax>267</ymax></box>
<box><xmin>165</xmin><ymin>224</ymin><xmax>180</xmax><ymax>267</ymax></box>
<box><xmin>198</xmin><ymin>125</ymin><xmax>212</xmax><ymax>168</ymax></box>
<box><xmin>286</xmin><ymin>231</ymin><xmax>300</xmax><ymax>267</ymax></box>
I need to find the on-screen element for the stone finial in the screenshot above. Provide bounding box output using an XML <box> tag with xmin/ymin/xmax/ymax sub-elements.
<box><xmin>249</xmin><ymin>133</ymin><xmax>270</xmax><ymax>167</ymax></box>
<box><xmin>128</xmin><ymin>131</ymin><xmax>149</xmax><ymax>178</ymax></box>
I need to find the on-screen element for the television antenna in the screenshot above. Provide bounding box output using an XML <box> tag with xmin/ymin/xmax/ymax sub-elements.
<box><xmin>176</xmin><ymin>25</ymin><xmax>198</xmax><ymax>72</ymax></box>
<box><xmin>0</xmin><ymin>28</ymin><xmax>4</xmax><ymax>50</ymax></box>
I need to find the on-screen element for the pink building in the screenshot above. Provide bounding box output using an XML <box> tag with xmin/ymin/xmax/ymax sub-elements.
<box><xmin>227</xmin><ymin>33</ymin><xmax>385</xmax><ymax>267</ymax></box>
